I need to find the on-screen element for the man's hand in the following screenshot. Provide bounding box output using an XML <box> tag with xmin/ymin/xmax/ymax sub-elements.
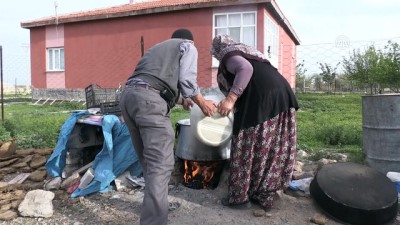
<box><xmin>191</xmin><ymin>94</ymin><xmax>217</xmax><ymax>117</ymax></box>
<box><xmin>182</xmin><ymin>98</ymin><xmax>193</xmax><ymax>111</ymax></box>
<box><xmin>200</xmin><ymin>100</ymin><xmax>217</xmax><ymax>117</ymax></box>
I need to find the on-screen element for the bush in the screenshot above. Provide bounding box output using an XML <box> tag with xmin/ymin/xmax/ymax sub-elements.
<box><xmin>314</xmin><ymin>123</ymin><xmax>362</xmax><ymax>146</ymax></box>
<box><xmin>0</xmin><ymin>123</ymin><xmax>12</xmax><ymax>142</ymax></box>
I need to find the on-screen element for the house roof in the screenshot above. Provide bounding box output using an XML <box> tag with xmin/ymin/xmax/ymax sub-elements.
<box><xmin>20</xmin><ymin>0</ymin><xmax>300</xmax><ymax>44</ymax></box>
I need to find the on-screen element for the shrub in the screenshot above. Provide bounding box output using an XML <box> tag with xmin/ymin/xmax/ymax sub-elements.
<box><xmin>0</xmin><ymin>123</ymin><xmax>12</xmax><ymax>142</ymax></box>
<box><xmin>314</xmin><ymin>123</ymin><xmax>362</xmax><ymax>146</ymax></box>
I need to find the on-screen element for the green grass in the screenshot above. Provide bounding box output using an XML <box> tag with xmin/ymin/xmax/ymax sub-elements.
<box><xmin>296</xmin><ymin>93</ymin><xmax>364</xmax><ymax>162</ymax></box>
<box><xmin>0</xmin><ymin>93</ymin><xmax>366</xmax><ymax>163</ymax></box>
<box><xmin>1</xmin><ymin>102</ymin><xmax>85</xmax><ymax>148</ymax></box>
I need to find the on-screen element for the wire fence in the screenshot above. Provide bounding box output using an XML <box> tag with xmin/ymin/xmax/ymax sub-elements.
<box><xmin>1</xmin><ymin>36</ymin><xmax>400</xmax><ymax>97</ymax></box>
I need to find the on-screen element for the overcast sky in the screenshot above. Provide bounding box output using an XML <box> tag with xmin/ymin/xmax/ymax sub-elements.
<box><xmin>1</xmin><ymin>0</ymin><xmax>400</xmax><ymax>84</ymax></box>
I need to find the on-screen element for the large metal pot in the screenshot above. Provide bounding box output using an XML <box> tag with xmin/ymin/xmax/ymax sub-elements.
<box><xmin>175</xmin><ymin>119</ymin><xmax>230</xmax><ymax>161</ymax></box>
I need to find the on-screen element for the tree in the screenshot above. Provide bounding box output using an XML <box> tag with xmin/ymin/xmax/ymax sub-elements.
<box><xmin>342</xmin><ymin>45</ymin><xmax>381</xmax><ymax>95</ymax></box>
<box><xmin>383</xmin><ymin>41</ymin><xmax>400</xmax><ymax>92</ymax></box>
<box><xmin>318</xmin><ymin>62</ymin><xmax>340</xmax><ymax>93</ymax></box>
<box><xmin>296</xmin><ymin>60</ymin><xmax>308</xmax><ymax>92</ymax></box>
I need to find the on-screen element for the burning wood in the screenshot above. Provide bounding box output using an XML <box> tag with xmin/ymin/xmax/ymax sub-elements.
<box><xmin>182</xmin><ymin>160</ymin><xmax>225</xmax><ymax>189</ymax></box>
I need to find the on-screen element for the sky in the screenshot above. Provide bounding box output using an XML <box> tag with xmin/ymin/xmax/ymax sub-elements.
<box><xmin>1</xmin><ymin>0</ymin><xmax>400</xmax><ymax>85</ymax></box>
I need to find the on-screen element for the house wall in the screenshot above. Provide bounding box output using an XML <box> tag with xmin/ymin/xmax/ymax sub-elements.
<box><xmin>30</xmin><ymin>27</ymin><xmax>46</xmax><ymax>88</ymax></box>
<box><xmin>62</xmin><ymin>8</ymin><xmax>213</xmax><ymax>89</ymax></box>
<box><xmin>263</xmin><ymin>8</ymin><xmax>297</xmax><ymax>88</ymax></box>
<box><xmin>29</xmin><ymin>3</ymin><xmax>298</xmax><ymax>92</ymax></box>
<box><xmin>280</xmin><ymin>30</ymin><xmax>297</xmax><ymax>88</ymax></box>
<box><xmin>46</xmin><ymin>25</ymin><xmax>65</xmax><ymax>88</ymax></box>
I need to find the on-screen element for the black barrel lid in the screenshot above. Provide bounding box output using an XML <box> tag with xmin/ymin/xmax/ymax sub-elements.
<box><xmin>310</xmin><ymin>162</ymin><xmax>398</xmax><ymax>225</ymax></box>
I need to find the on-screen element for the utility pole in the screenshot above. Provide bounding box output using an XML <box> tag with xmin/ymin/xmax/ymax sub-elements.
<box><xmin>0</xmin><ymin>46</ymin><xmax>4</xmax><ymax>121</ymax></box>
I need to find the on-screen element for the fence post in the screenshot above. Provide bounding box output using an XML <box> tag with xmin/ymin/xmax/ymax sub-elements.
<box><xmin>0</xmin><ymin>45</ymin><xmax>3</xmax><ymax>121</ymax></box>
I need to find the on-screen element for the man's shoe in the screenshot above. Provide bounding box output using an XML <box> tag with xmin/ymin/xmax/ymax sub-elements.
<box><xmin>221</xmin><ymin>197</ymin><xmax>251</xmax><ymax>209</ymax></box>
<box><xmin>126</xmin><ymin>175</ymin><xmax>145</xmax><ymax>187</ymax></box>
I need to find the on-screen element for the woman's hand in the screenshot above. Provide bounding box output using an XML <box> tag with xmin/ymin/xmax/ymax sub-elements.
<box><xmin>218</xmin><ymin>93</ymin><xmax>237</xmax><ymax>117</ymax></box>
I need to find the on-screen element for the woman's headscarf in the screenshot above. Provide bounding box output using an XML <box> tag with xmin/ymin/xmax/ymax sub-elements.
<box><xmin>210</xmin><ymin>34</ymin><xmax>269</xmax><ymax>63</ymax></box>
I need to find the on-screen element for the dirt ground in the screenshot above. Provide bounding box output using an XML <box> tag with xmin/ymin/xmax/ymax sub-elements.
<box><xmin>1</xmin><ymin>150</ymin><xmax>399</xmax><ymax>225</ymax></box>
<box><xmin>2</xmin><ymin>167</ymin><xmax>399</xmax><ymax>225</ymax></box>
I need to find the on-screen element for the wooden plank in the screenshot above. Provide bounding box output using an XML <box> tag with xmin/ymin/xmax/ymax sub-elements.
<box><xmin>8</xmin><ymin>173</ymin><xmax>31</xmax><ymax>184</ymax></box>
<box><xmin>33</xmin><ymin>98</ymin><xmax>42</xmax><ymax>105</ymax></box>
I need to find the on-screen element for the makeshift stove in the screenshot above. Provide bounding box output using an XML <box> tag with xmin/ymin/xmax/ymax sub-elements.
<box><xmin>63</xmin><ymin>123</ymin><xmax>104</xmax><ymax>178</ymax></box>
<box><xmin>180</xmin><ymin>159</ymin><xmax>225</xmax><ymax>189</ymax></box>
<box><xmin>174</xmin><ymin>119</ymin><xmax>230</xmax><ymax>190</ymax></box>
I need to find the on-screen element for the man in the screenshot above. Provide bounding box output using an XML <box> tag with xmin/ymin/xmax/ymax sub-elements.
<box><xmin>119</xmin><ymin>29</ymin><xmax>216</xmax><ymax>225</ymax></box>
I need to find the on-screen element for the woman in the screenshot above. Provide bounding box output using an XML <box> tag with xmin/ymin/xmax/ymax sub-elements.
<box><xmin>211</xmin><ymin>34</ymin><xmax>299</xmax><ymax>211</ymax></box>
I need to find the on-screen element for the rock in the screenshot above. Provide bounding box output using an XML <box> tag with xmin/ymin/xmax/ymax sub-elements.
<box><xmin>10</xmin><ymin>200</ymin><xmax>22</xmax><ymax>209</ymax></box>
<box><xmin>19</xmin><ymin>167</ymin><xmax>33</xmax><ymax>173</ymax></box>
<box><xmin>44</xmin><ymin>177</ymin><xmax>62</xmax><ymax>191</ymax></box>
<box><xmin>296</xmin><ymin>150</ymin><xmax>309</xmax><ymax>159</ymax></box>
<box><xmin>0</xmin><ymin>210</ymin><xmax>18</xmax><ymax>221</ymax></box>
<box><xmin>331</xmin><ymin>153</ymin><xmax>348</xmax><ymax>162</ymax></box>
<box><xmin>30</xmin><ymin>154</ymin><xmax>47</xmax><ymax>169</ymax></box>
<box><xmin>17</xmin><ymin>154</ymin><xmax>34</xmax><ymax>164</ymax></box>
<box><xmin>29</xmin><ymin>169</ymin><xmax>47</xmax><ymax>182</ymax></box>
<box><xmin>12</xmin><ymin>162</ymin><xmax>29</xmax><ymax>168</ymax></box>
<box><xmin>33</xmin><ymin>148</ymin><xmax>53</xmax><ymax>156</ymax></box>
<box><xmin>0</xmin><ymin>158</ymin><xmax>19</xmax><ymax>168</ymax></box>
<box><xmin>0</xmin><ymin>204</ymin><xmax>11</xmax><ymax>211</ymax></box>
<box><xmin>15</xmin><ymin>149</ymin><xmax>34</xmax><ymax>156</ymax></box>
<box><xmin>0</xmin><ymin>182</ymin><xmax>8</xmax><ymax>188</ymax></box>
<box><xmin>12</xmin><ymin>155</ymin><xmax>34</xmax><ymax>169</ymax></box>
<box><xmin>0</xmin><ymin>140</ymin><xmax>16</xmax><ymax>158</ymax></box>
<box><xmin>18</xmin><ymin>189</ymin><xmax>55</xmax><ymax>218</ymax></box>
<box><xmin>253</xmin><ymin>209</ymin><xmax>266</xmax><ymax>217</ymax></box>
<box><xmin>13</xmin><ymin>190</ymin><xmax>26</xmax><ymax>200</ymax></box>
<box><xmin>310</xmin><ymin>213</ymin><xmax>327</xmax><ymax>225</ymax></box>
<box><xmin>0</xmin><ymin>167</ymin><xmax>16</xmax><ymax>174</ymax></box>
<box><xmin>293</xmin><ymin>161</ymin><xmax>304</xmax><ymax>172</ymax></box>
<box><xmin>0</xmin><ymin>193</ymin><xmax>12</xmax><ymax>201</ymax></box>
<box><xmin>317</xmin><ymin>158</ymin><xmax>337</xmax><ymax>170</ymax></box>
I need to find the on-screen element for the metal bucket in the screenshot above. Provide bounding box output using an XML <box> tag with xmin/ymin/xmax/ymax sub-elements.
<box><xmin>362</xmin><ymin>94</ymin><xmax>400</xmax><ymax>173</ymax></box>
<box><xmin>175</xmin><ymin>119</ymin><xmax>230</xmax><ymax>161</ymax></box>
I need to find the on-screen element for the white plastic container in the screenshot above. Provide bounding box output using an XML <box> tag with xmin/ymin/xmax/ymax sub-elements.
<box><xmin>190</xmin><ymin>95</ymin><xmax>234</xmax><ymax>147</ymax></box>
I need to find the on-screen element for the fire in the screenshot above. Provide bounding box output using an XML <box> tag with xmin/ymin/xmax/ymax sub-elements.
<box><xmin>183</xmin><ymin>160</ymin><xmax>224</xmax><ymax>189</ymax></box>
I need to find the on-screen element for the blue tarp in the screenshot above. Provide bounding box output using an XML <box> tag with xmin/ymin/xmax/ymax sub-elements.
<box><xmin>45</xmin><ymin>112</ymin><xmax>142</xmax><ymax>198</ymax></box>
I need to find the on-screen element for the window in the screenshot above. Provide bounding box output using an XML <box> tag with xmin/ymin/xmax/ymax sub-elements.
<box><xmin>213</xmin><ymin>12</ymin><xmax>256</xmax><ymax>66</ymax></box>
<box><xmin>47</xmin><ymin>48</ymin><xmax>64</xmax><ymax>71</ymax></box>
<box><xmin>264</xmin><ymin>15</ymin><xmax>279</xmax><ymax>67</ymax></box>
<box><xmin>214</xmin><ymin>12</ymin><xmax>256</xmax><ymax>47</ymax></box>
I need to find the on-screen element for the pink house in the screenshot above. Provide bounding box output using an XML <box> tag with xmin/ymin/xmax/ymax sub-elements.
<box><xmin>21</xmin><ymin>0</ymin><xmax>300</xmax><ymax>99</ymax></box>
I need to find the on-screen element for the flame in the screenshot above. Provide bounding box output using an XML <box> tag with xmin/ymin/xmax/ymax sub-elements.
<box><xmin>183</xmin><ymin>160</ymin><xmax>224</xmax><ymax>189</ymax></box>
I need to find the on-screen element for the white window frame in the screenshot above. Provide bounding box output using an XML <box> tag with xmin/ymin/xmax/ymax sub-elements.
<box><xmin>47</xmin><ymin>47</ymin><xmax>65</xmax><ymax>71</ymax></box>
<box><xmin>264</xmin><ymin>15</ymin><xmax>279</xmax><ymax>68</ymax></box>
<box><xmin>212</xmin><ymin>11</ymin><xmax>257</xmax><ymax>67</ymax></box>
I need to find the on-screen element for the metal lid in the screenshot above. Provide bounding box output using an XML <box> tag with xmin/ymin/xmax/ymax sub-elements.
<box><xmin>190</xmin><ymin>95</ymin><xmax>233</xmax><ymax>147</ymax></box>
